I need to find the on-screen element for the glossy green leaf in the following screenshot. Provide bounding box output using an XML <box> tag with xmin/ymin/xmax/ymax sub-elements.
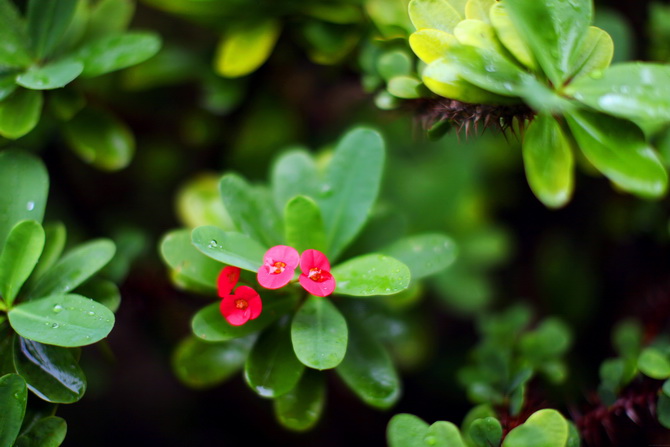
<box><xmin>271</xmin><ymin>149</ymin><xmax>320</xmax><ymax>211</ymax></box>
<box><xmin>659</xmin><ymin>394</ymin><xmax>670</xmax><ymax>429</ymax></box>
<box><xmin>78</xmin><ymin>31</ymin><xmax>162</xmax><ymax>77</ymax></box>
<box><xmin>409</xmin><ymin>0</ymin><xmax>463</xmax><ymax>33</ymax></box>
<box><xmin>75</xmin><ymin>279</ymin><xmax>121</xmax><ymax>312</ymax></box>
<box><xmin>489</xmin><ymin>3</ymin><xmax>536</xmax><ymax>70</ymax></box>
<box><xmin>387</xmin><ymin>414</ymin><xmax>429</xmax><ymax>447</ymax></box>
<box><xmin>26</xmin><ymin>239</ymin><xmax>115</xmax><ymax>300</ymax></box>
<box><xmin>422</xmin><ymin>58</ymin><xmax>508</xmax><ymax>104</ymax></box>
<box><xmin>172</xmin><ymin>335</ymin><xmax>254</xmax><ymax>389</ymax></box>
<box><xmin>335</xmin><ymin>318</ymin><xmax>400</xmax><ymax>409</ymax></box>
<box><xmin>426</xmin><ymin>421</ymin><xmax>466</xmax><ymax>447</ymax></box>
<box><xmin>502</xmin><ymin>409</ymin><xmax>568</xmax><ymax>447</ymax></box>
<box><xmin>570</xmin><ymin>26</ymin><xmax>613</xmax><ymax>80</ymax></box>
<box><xmin>191</xmin><ymin>226</ymin><xmax>266</xmax><ymax>272</ymax></box>
<box><xmin>30</xmin><ymin>222</ymin><xmax>66</xmax><ymax>282</ymax></box>
<box><xmin>332</xmin><ymin>254</ymin><xmax>410</xmax><ymax>297</ymax></box>
<box><xmin>86</xmin><ymin>0</ymin><xmax>135</xmax><ymax>40</ymax></box>
<box><xmin>13</xmin><ymin>337</ymin><xmax>85</xmax><ymax>403</ymax></box>
<box><xmin>0</xmin><ymin>220</ymin><xmax>45</xmax><ymax>306</ymax></box>
<box><xmin>0</xmin><ymin>74</ymin><xmax>17</xmax><ymax>101</ymax></box>
<box><xmin>0</xmin><ymin>373</ymin><xmax>27</xmax><ymax>447</ymax></box>
<box><xmin>0</xmin><ymin>0</ymin><xmax>31</xmax><ymax>68</ymax></box>
<box><xmin>0</xmin><ymin>89</ymin><xmax>43</xmax><ymax>139</ymax></box>
<box><xmin>214</xmin><ymin>19</ymin><xmax>280</xmax><ymax>78</ymax></box>
<box><xmin>0</xmin><ymin>150</ymin><xmax>48</xmax><ymax>250</ymax></box>
<box><xmin>504</xmin><ymin>0</ymin><xmax>592</xmax><ymax>85</ymax></box>
<box><xmin>469</xmin><ymin>417</ymin><xmax>502</xmax><ymax>447</ymax></box>
<box><xmin>387</xmin><ymin>76</ymin><xmax>425</xmax><ymax>99</ymax></box>
<box><xmin>14</xmin><ymin>416</ymin><xmax>66</xmax><ymax>447</ymax></box>
<box><xmin>381</xmin><ymin>233</ymin><xmax>457</xmax><ymax>280</ymax></box>
<box><xmin>244</xmin><ymin>319</ymin><xmax>305</xmax><ymax>398</ymax></box>
<box><xmin>291</xmin><ymin>296</ymin><xmax>347</xmax><ymax>370</ymax></box>
<box><xmin>465</xmin><ymin>0</ymin><xmax>494</xmax><ymax>22</ymax></box>
<box><xmin>160</xmin><ymin>229</ymin><xmax>220</xmax><ymax>291</ymax></box>
<box><xmin>16</xmin><ymin>59</ymin><xmax>83</xmax><ymax>90</ymax></box>
<box><xmin>9</xmin><ymin>294</ymin><xmax>115</xmax><ymax>347</ymax></box>
<box><xmin>565</xmin><ymin>109</ymin><xmax>668</xmax><ymax>198</ymax></box>
<box><xmin>377</xmin><ymin>50</ymin><xmax>412</xmax><ymax>81</ymax></box>
<box><xmin>319</xmin><ymin>127</ymin><xmax>385</xmax><ymax>260</ymax></box>
<box><xmin>274</xmin><ymin>369</ymin><xmax>325</xmax><ymax>431</ymax></box>
<box><xmin>176</xmin><ymin>174</ymin><xmax>235</xmax><ymax>230</ymax></box>
<box><xmin>284</xmin><ymin>195</ymin><xmax>326</xmax><ymax>254</ymax></box>
<box><xmin>453</xmin><ymin>20</ymin><xmax>504</xmax><ymax>53</ymax></box>
<box><xmin>26</xmin><ymin>0</ymin><xmax>77</xmax><ymax>60</ymax></box>
<box><xmin>219</xmin><ymin>173</ymin><xmax>283</xmax><ymax>248</ymax></box>
<box><xmin>566</xmin><ymin>63</ymin><xmax>670</xmax><ymax>124</ymax></box>
<box><xmin>192</xmin><ymin>295</ymin><xmax>295</xmax><ymax>342</ymax></box>
<box><xmin>409</xmin><ymin>29</ymin><xmax>457</xmax><ymax>64</ymax></box>
<box><xmin>638</xmin><ymin>347</ymin><xmax>670</xmax><ymax>379</ymax></box>
<box><xmin>63</xmin><ymin>108</ymin><xmax>135</xmax><ymax>170</ymax></box>
<box><xmin>522</xmin><ymin>114</ymin><xmax>574</xmax><ymax>208</ymax></box>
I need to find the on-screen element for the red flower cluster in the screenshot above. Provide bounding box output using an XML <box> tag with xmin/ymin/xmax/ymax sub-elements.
<box><xmin>257</xmin><ymin>246</ymin><xmax>336</xmax><ymax>297</ymax></box>
<box><xmin>217</xmin><ymin>266</ymin><xmax>262</xmax><ymax>326</ymax></box>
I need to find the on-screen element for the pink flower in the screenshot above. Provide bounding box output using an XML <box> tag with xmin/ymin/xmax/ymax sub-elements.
<box><xmin>299</xmin><ymin>249</ymin><xmax>336</xmax><ymax>297</ymax></box>
<box><xmin>217</xmin><ymin>266</ymin><xmax>241</xmax><ymax>297</ymax></box>
<box><xmin>257</xmin><ymin>245</ymin><xmax>300</xmax><ymax>289</ymax></box>
<box><xmin>220</xmin><ymin>285</ymin><xmax>262</xmax><ymax>326</ymax></box>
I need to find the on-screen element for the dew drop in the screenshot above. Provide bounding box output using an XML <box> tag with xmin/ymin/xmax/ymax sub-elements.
<box><xmin>52</xmin><ymin>304</ymin><xmax>64</xmax><ymax>313</ymax></box>
<box><xmin>26</xmin><ymin>201</ymin><xmax>35</xmax><ymax>211</ymax></box>
<box><xmin>208</xmin><ymin>239</ymin><xmax>218</xmax><ymax>249</ymax></box>
<box><xmin>51</xmin><ymin>323</ymin><xmax>59</xmax><ymax>329</ymax></box>
<box><xmin>484</xmin><ymin>64</ymin><xmax>496</xmax><ymax>73</ymax></box>
<box><xmin>88</xmin><ymin>311</ymin><xmax>95</xmax><ymax>316</ymax></box>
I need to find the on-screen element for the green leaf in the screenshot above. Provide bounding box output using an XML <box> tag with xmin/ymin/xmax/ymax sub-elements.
<box><xmin>377</xmin><ymin>50</ymin><xmax>412</xmax><ymax>81</ymax></box>
<box><xmin>489</xmin><ymin>3</ymin><xmax>536</xmax><ymax>70</ymax></box>
<box><xmin>78</xmin><ymin>31</ymin><xmax>162</xmax><ymax>77</ymax></box>
<box><xmin>569</xmin><ymin>26</ymin><xmax>613</xmax><ymax>80</ymax></box>
<box><xmin>522</xmin><ymin>114</ymin><xmax>574</xmax><ymax>208</ymax></box>
<box><xmin>331</xmin><ymin>254</ymin><xmax>410</xmax><ymax>297</ymax></box>
<box><xmin>381</xmin><ymin>233</ymin><xmax>457</xmax><ymax>280</ymax></box>
<box><xmin>48</xmin><ymin>88</ymin><xmax>86</xmax><ymax>121</ymax></box>
<box><xmin>13</xmin><ymin>337</ymin><xmax>86</xmax><ymax>403</ymax></box>
<box><xmin>192</xmin><ymin>295</ymin><xmax>295</xmax><ymax>342</ymax></box>
<box><xmin>502</xmin><ymin>409</ymin><xmax>568</xmax><ymax>447</ymax></box>
<box><xmin>273</xmin><ymin>369</ymin><xmax>325</xmax><ymax>431</ymax></box>
<box><xmin>14</xmin><ymin>416</ymin><xmax>67</xmax><ymax>447</ymax></box>
<box><xmin>0</xmin><ymin>89</ymin><xmax>43</xmax><ymax>139</ymax></box>
<box><xmin>271</xmin><ymin>149</ymin><xmax>320</xmax><ymax>211</ymax></box>
<box><xmin>219</xmin><ymin>173</ymin><xmax>283</xmax><ymax>248</ymax></box>
<box><xmin>409</xmin><ymin>0</ymin><xmax>463</xmax><ymax>33</ymax></box>
<box><xmin>214</xmin><ymin>19</ymin><xmax>281</xmax><ymax>78</ymax></box>
<box><xmin>0</xmin><ymin>73</ymin><xmax>17</xmax><ymax>101</ymax></box>
<box><xmin>319</xmin><ymin>127</ymin><xmax>385</xmax><ymax>260</ymax></box>
<box><xmin>387</xmin><ymin>413</ymin><xmax>429</xmax><ymax>447</ymax></box>
<box><xmin>638</xmin><ymin>347</ymin><xmax>670</xmax><ymax>379</ymax></box>
<box><xmin>465</xmin><ymin>0</ymin><xmax>494</xmax><ymax>22</ymax></box>
<box><xmin>244</xmin><ymin>318</ymin><xmax>305</xmax><ymax>398</ymax></box>
<box><xmin>659</xmin><ymin>394</ymin><xmax>670</xmax><ymax>429</ymax></box>
<box><xmin>16</xmin><ymin>59</ymin><xmax>83</xmax><ymax>90</ymax></box>
<box><xmin>9</xmin><ymin>294</ymin><xmax>115</xmax><ymax>347</ymax></box>
<box><xmin>172</xmin><ymin>335</ymin><xmax>254</xmax><ymax>389</ymax></box>
<box><xmin>565</xmin><ymin>109</ymin><xmax>668</xmax><ymax>198</ymax></box>
<box><xmin>159</xmin><ymin>229</ymin><xmax>220</xmax><ymax>291</ymax></box>
<box><xmin>469</xmin><ymin>417</ymin><xmax>502</xmax><ymax>447</ymax></box>
<box><xmin>75</xmin><ymin>279</ymin><xmax>121</xmax><ymax>312</ymax></box>
<box><xmin>387</xmin><ymin>76</ymin><xmax>425</xmax><ymax>99</ymax></box>
<box><xmin>86</xmin><ymin>0</ymin><xmax>135</xmax><ymax>40</ymax></box>
<box><xmin>335</xmin><ymin>317</ymin><xmax>400</xmax><ymax>409</ymax></box>
<box><xmin>409</xmin><ymin>29</ymin><xmax>458</xmax><ymax>64</ymax></box>
<box><xmin>30</xmin><ymin>222</ymin><xmax>66</xmax><ymax>282</ymax></box>
<box><xmin>504</xmin><ymin>0</ymin><xmax>592</xmax><ymax>85</ymax></box>
<box><xmin>26</xmin><ymin>239</ymin><xmax>115</xmax><ymax>300</ymax></box>
<box><xmin>284</xmin><ymin>195</ymin><xmax>326</xmax><ymax>254</ymax></box>
<box><xmin>26</xmin><ymin>0</ymin><xmax>77</xmax><ymax>60</ymax></box>
<box><xmin>0</xmin><ymin>220</ymin><xmax>45</xmax><ymax>306</ymax></box>
<box><xmin>291</xmin><ymin>296</ymin><xmax>348</xmax><ymax>370</ymax></box>
<box><xmin>0</xmin><ymin>150</ymin><xmax>48</xmax><ymax>250</ymax></box>
<box><xmin>63</xmin><ymin>108</ymin><xmax>135</xmax><ymax>170</ymax></box>
<box><xmin>191</xmin><ymin>226</ymin><xmax>266</xmax><ymax>272</ymax></box>
<box><xmin>0</xmin><ymin>0</ymin><xmax>32</xmax><ymax>68</ymax></box>
<box><xmin>0</xmin><ymin>373</ymin><xmax>27</xmax><ymax>447</ymax></box>
<box><xmin>566</xmin><ymin>63</ymin><xmax>670</xmax><ymax>124</ymax></box>
<box><xmin>425</xmin><ymin>421</ymin><xmax>466</xmax><ymax>447</ymax></box>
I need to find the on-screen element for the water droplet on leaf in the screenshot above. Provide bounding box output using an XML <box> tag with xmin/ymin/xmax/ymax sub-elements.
<box><xmin>26</xmin><ymin>201</ymin><xmax>35</xmax><ymax>211</ymax></box>
<box><xmin>51</xmin><ymin>323</ymin><xmax>59</xmax><ymax>328</ymax></box>
<box><xmin>52</xmin><ymin>304</ymin><xmax>63</xmax><ymax>313</ymax></box>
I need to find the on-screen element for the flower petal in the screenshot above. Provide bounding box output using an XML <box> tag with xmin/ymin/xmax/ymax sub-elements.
<box><xmin>299</xmin><ymin>270</ymin><xmax>336</xmax><ymax>297</ymax></box>
<box><xmin>235</xmin><ymin>286</ymin><xmax>262</xmax><ymax>320</ymax></box>
<box><xmin>217</xmin><ymin>266</ymin><xmax>241</xmax><ymax>297</ymax></box>
<box><xmin>300</xmin><ymin>249</ymin><xmax>331</xmax><ymax>271</ymax></box>
<box><xmin>257</xmin><ymin>265</ymin><xmax>294</xmax><ymax>289</ymax></box>
<box><xmin>264</xmin><ymin>245</ymin><xmax>300</xmax><ymax>269</ymax></box>
<box><xmin>219</xmin><ymin>296</ymin><xmax>251</xmax><ymax>326</ymax></box>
